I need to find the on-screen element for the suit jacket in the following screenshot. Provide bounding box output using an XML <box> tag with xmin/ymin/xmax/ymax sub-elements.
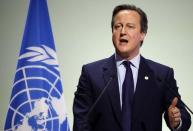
<box><xmin>73</xmin><ymin>55</ymin><xmax>191</xmax><ymax>131</ymax></box>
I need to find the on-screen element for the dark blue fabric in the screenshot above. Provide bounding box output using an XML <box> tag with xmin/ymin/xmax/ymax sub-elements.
<box><xmin>73</xmin><ymin>55</ymin><xmax>191</xmax><ymax>131</ymax></box>
<box><xmin>122</xmin><ymin>61</ymin><xmax>134</xmax><ymax>131</ymax></box>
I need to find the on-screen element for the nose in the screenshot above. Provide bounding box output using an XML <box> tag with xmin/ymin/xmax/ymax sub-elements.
<box><xmin>120</xmin><ymin>27</ymin><xmax>126</xmax><ymax>35</ymax></box>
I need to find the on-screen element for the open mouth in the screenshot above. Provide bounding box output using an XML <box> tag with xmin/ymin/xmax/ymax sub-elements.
<box><xmin>120</xmin><ymin>39</ymin><xmax>128</xmax><ymax>43</ymax></box>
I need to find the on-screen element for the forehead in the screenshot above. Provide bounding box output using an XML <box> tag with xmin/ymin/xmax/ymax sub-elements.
<box><xmin>114</xmin><ymin>10</ymin><xmax>141</xmax><ymax>24</ymax></box>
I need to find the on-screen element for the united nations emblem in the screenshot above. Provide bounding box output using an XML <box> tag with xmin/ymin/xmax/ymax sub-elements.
<box><xmin>5</xmin><ymin>45</ymin><xmax>69</xmax><ymax>131</ymax></box>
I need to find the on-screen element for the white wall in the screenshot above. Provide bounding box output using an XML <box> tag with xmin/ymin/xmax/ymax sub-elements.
<box><xmin>0</xmin><ymin>0</ymin><xmax>193</xmax><ymax>130</ymax></box>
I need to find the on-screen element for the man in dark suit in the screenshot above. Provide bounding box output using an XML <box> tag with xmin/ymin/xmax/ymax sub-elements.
<box><xmin>73</xmin><ymin>4</ymin><xmax>191</xmax><ymax>131</ymax></box>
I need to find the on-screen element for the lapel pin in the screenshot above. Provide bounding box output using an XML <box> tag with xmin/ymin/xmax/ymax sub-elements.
<box><xmin>144</xmin><ymin>76</ymin><xmax>149</xmax><ymax>80</ymax></box>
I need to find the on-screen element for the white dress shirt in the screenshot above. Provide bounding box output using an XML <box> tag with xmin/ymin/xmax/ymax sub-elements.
<box><xmin>115</xmin><ymin>53</ymin><xmax>140</xmax><ymax>107</ymax></box>
<box><xmin>115</xmin><ymin>53</ymin><xmax>182</xmax><ymax>130</ymax></box>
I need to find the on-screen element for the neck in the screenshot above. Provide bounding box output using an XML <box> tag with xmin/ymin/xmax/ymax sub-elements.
<box><xmin>118</xmin><ymin>51</ymin><xmax>140</xmax><ymax>61</ymax></box>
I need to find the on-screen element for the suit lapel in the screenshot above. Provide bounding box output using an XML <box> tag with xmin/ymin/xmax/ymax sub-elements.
<box><xmin>102</xmin><ymin>55</ymin><xmax>157</xmax><ymax>129</ymax></box>
<box><xmin>135</xmin><ymin>56</ymin><xmax>154</xmax><ymax>96</ymax></box>
<box><xmin>102</xmin><ymin>55</ymin><xmax>122</xmax><ymax>127</ymax></box>
<box><xmin>132</xmin><ymin>56</ymin><xmax>156</xmax><ymax>124</ymax></box>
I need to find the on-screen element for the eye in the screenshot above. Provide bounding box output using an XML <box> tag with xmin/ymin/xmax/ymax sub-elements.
<box><xmin>128</xmin><ymin>25</ymin><xmax>135</xmax><ymax>29</ymax></box>
<box><xmin>128</xmin><ymin>25</ymin><xmax>134</xmax><ymax>29</ymax></box>
<box><xmin>114</xmin><ymin>24</ymin><xmax>122</xmax><ymax>30</ymax></box>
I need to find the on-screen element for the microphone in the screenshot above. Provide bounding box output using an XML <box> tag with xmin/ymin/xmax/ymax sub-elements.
<box><xmin>86</xmin><ymin>75</ymin><xmax>115</xmax><ymax>118</ymax></box>
<box><xmin>156</xmin><ymin>76</ymin><xmax>193</xmax><ymax>115</ymax></box>
<box><xmin>80</xmin><ymin>73</ymin><xmax>115</xmax><ymax>131</ymax></box>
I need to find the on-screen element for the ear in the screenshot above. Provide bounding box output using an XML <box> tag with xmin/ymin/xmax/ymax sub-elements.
<box><xmin>140</xmin><ymin>32</ymin><xmax>146</xmax><ymax>41</ymax></box>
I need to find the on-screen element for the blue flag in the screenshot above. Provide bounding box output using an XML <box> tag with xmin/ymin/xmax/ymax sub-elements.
<box><xmin>4</xmin><ymin>0</ymin><xmax>70</xmax><ymax>130</ymax></box>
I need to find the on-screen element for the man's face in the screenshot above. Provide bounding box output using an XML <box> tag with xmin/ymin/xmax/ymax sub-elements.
<box><xmin>112</xmin><ymin>10</ymin><xmax>145</xmax><ymax>59</ymax></box>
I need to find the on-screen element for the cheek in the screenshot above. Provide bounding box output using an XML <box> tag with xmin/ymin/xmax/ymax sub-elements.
<box><xmin>112</xmin><ymin>33</ymin><xmax>119</xmax><ymax>43</ymax></box>
<box><xmin>130</xmin><ymin>33</ymin><xmax>143</xmax><ymax>43</ymax></box>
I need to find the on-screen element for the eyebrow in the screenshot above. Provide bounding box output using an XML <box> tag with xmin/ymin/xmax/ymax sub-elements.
<box><xmin>114</xmin><ymin>22</ymin><xmax>135</xmax><ymax>26</ymax></box>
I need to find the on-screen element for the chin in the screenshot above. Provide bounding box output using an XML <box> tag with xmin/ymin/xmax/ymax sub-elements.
<box><xmin>117</xmin><ymin>51</ymin><xmax>129</xmax><ymax>58</ymax></box>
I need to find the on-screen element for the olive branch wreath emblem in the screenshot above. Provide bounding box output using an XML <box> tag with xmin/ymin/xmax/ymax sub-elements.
<box><xmin>19</xmin><ymin>45</ymin><xmax>59</xmax><ymax>71</ymax></box>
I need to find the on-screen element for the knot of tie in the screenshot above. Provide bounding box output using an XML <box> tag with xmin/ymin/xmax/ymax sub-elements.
<box><xmin>123</xmin><ymin>61</ymin><xmax>132</xmax><ymax>68</ymax></box>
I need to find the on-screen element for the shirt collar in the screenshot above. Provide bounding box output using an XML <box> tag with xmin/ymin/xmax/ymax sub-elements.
<box><xmin>115</xmin><ymin>53</ymin><xmax>140</xmax><ymax>69</ymax></box>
